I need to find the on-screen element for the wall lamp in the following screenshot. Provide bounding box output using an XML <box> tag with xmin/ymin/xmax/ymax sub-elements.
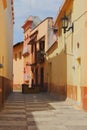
<box><xmin>61</xmin><ymin>14</ymin><xmax>74</xmax><ymax>33</ymax></box>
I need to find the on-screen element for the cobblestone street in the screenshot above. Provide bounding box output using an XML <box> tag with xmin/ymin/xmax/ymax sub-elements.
<box><xmin>0</xmin><ymin>92</ymin><xmax>87</xmax><ymax>130</ymax></box>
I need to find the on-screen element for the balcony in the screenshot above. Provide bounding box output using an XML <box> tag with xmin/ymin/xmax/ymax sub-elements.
<box><xmin>28</xmin><ymin>31</ymin><xmax>38</xmax><ymax>45</ymax></box>
<box><xmin>29</xmin><ymin>50</ymin><xmax>44</xmax><ymax>65</ymax></box>
<box><xmin>36</xmin><ymin>50</ymin><xmax>45</xmax><ymax>63</ymax></box>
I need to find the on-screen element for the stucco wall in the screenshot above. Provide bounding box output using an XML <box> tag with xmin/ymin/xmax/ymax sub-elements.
<box><xmin>0</xmin><ymin>0</ymin><xmax>13</xmax><ymax>80</ymax></box>
<box><xmin>47</xmin><ymin>0</ymin><xmax>87</xmax><ymax>103</ymax></box>
<box><xmin>0</xmin><ymin>0</ymin><xmax>14</xmax><ymax>109</ymax></box>
<box><xmin>31</xmin><ymin>18</ymin><xmax>53</xmax><ymax>52</ymax></box>
<box><xmin>13</xmin><ymin>43</ymin><xmax>24</xmax><ymax>85</ymax></box>
<box><xmin>47</xmin><ymin>44</ymin><xmax>67</xmax><ymax>96</ymax></box>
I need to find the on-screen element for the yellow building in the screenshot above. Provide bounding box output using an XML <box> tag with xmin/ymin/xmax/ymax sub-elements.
<box><xmin>13</xmin><ymin>42</ymin><xmax>24</xmax><ymax>91</ymax></box>
<box><xmin>22</xmin><ymin>17</ymin><xmax>54</xmax><ymax>93</ymax></box>
<box><xmin>0</xmin><ymin>0</ymin><xmax>14</xmax><ymax>109</ymax></box>
<box><xmin>47</xmin><ymin>0</ymin><xmax>87</xmax><ymax>110</ymax></box>
<box><xmin>22</xmin><ymin>16</ymin><xmax>33</xmax><ymax>84</ymax></box>
<box><xmin>22</xmin><ymin>16</ymin><xmax>41</xmax><ymax>84</ymax></box>
<box><xmin>28</xmin><ymin>17</ymin><xmax>53</xmax><ymax>92</ymax></box>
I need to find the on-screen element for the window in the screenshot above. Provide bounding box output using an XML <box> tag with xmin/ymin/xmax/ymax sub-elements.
<box><xmin>39</xmin><ymin>40</ymin><xmax>45</xmax><ymax>50</ymax></box>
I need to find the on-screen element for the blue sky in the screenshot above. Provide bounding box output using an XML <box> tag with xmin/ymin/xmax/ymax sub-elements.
<box><xmin>14</xmin><ymin>0</ymin><xmax>63</xmax><ymax>44</ymax></box>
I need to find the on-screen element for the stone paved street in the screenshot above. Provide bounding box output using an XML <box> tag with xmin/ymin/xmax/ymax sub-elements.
<box><xmin>0</xmin><ymin>92</ymin><xmax>87</xmax><ymax>130</ymax></box>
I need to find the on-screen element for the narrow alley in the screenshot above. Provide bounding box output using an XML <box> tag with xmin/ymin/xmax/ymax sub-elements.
<box><xmin>0</xmin><ymin>92</ymin><xmax>87</xmax><ymax>130</ymax></box>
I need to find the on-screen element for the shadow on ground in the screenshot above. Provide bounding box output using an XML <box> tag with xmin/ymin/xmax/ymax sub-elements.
<box><xmin>0</xmin><ymin>92</ymin><xmax>61</xmax><ymax>130</ymax></box>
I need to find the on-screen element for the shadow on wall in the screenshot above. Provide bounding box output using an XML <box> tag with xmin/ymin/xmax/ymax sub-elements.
<box><xmin>0</xmin><ymin>76</ymin><xmax>13</xmax><ymax>110</ymax></box>
<box><xmin>47</xmin><ymin>49</ymin><xmax>67</xmax><ymax>101</ymax></box>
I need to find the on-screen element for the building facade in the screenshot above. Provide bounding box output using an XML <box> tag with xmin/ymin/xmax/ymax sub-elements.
<box><xmin>0</xmin><ymin>0</ymin><xmax>14</xmax><ymax>110</ymax></box>
<box><xmin>47</xmin><ymin>0</ymin><xmax>87</xmax><ymax>110</ymax></box>
<box><xmin>22</xmin><ymin>16</ymin><xmax>41</xmax><ymax>85</ymax></box>
<box><xmin>28</xmin><ymin>17</ymin><xmax>53</xmax><ymax>92</ymax></box>
<box><xmin>13</xmin><ymin>42</ymin><xmax>24</xmax><ymax>91</ymax></box>
<box><xmin>22</xmin><ymin>17</ymin><xmax>54</xmax><ymax>93</ymax></box>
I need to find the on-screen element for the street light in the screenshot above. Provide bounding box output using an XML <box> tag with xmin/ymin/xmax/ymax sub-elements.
<box><xmin>62</xmin><ymin>14</ymin><xmax>74</xmax><ymax>33</ymax></box>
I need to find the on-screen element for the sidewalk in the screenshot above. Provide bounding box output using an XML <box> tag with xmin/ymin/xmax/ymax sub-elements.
<box><xmin>0</xmin><ymin>92</ymin><xmax>87</xmax><ymax>130</ymax></box>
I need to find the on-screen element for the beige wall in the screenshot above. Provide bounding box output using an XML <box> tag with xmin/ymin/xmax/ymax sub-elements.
<box><xmin>65</xmin><ymin>0</ymin><xmax>86</xmax><ymax>88</ymax></box>
<box><xmin>22</xmin><ymin>23</ymin><xmax>31</xmax><ymax>83</ymax></box>
<box><xmin>0</xmin><ymin>0</ymin><xmax>13</xmax><ymax>80</ymax></box>
<box><xmin>31</xmin><ymin>18</ymin><xmax>53</xmax><ymax>52</ymax></box>
<box><xmin>0</xmin><ymin>0</ymin><xmax>14</xmax><ymax>109</ymax></box>
<box><xmin>48</xmin><ymin>51</ymin><xmax>67</xmax><ymax>95</ymax></box>
<box><xmin>47</xmin><ymin>0</ymin><xmax>87</xmax><ymax>103</ymax></box>
<box><xmin>13</xmin><ymin>43</ymin><xmax>24</xmax><ymax>85</ymax></box>
<box><xmin>30</xmin><ymin>18</ymin><xmax>53</xmax><ymax>86</ymax></box>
